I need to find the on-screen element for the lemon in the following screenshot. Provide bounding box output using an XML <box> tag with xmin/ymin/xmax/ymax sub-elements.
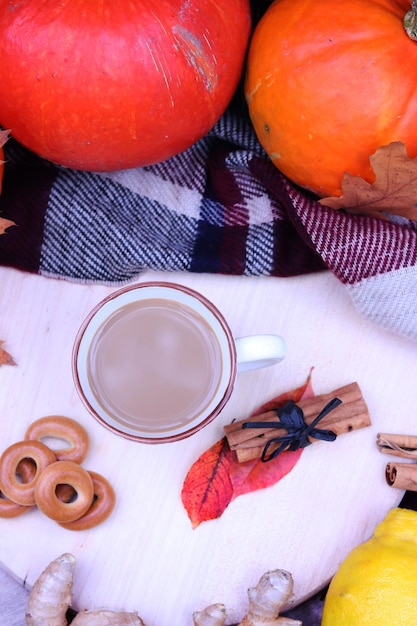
<box><xmin>321</xmin><ymin>507</ymin><xmax>417</xmax><ymax>625</ymax></box>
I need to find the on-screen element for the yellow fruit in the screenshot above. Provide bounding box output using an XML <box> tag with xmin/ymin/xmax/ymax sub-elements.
<box><xmin>322</xmin><ymin>508</ymin><xmax>417</xmax><ymax>625</ymax></box>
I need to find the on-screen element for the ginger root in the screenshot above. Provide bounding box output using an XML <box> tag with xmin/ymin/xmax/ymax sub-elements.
<box><xmin>26</xmin><ymin>553</ymin><xmax>146</xmax><ymax>626</ymax></box>
<box><xmin>194</xmin><ymin>570</ymin><xmax>302</xmax><ymax>626</ymax></box>
<box><xmin>193</xmin><ymin>603</ymin><xmax>227</xmax><ymax>626</ymax></box>
<box><xmin>71</xmin><ymin>609</ymin><xmax>145</xmax><ymax>625</ymax></box>
<box><xmin>26</xmin><ymin>553</ymin><xmax>76</xmax><ymax>626</ymax></box>
<box><xmin>26</xmin><ymin>555</ymin><xmax>301</xmax><ymax>626</ymax></box>
<box><xmin>237</xmin><ymin>570</ymin><xmax>302</xmax><ymax>626</ymax></box>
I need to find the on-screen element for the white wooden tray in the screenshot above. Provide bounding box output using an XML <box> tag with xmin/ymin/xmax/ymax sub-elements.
<box><xmin>0</xmin><ymin>266</ymin><xmax>414</xmax><ymax>625</ymax></box>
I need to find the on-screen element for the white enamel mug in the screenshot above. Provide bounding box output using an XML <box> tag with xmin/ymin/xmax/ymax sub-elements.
<box><xmin>72</xmin><ymin>282</ymin><xmax>286</xmax><ymax>443</ymax></box>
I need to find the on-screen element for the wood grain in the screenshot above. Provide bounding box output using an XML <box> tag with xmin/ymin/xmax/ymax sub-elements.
<box><xmin>0</xmin><ymin>266</ymin><xmax>413</xmax><ymax>626</ymax></box>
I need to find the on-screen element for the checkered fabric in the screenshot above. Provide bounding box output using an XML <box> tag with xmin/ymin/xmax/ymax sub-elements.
<box><xmin>1</xmin><ymin>95</ymin><xmax>416</xmax><ymax>341</ymax></box>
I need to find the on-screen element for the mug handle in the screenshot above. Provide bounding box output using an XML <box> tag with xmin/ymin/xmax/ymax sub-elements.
<box><xmin>235</xmin><ymin>334</ymin><xmax>286</xmax><ymax>373</ymax></box>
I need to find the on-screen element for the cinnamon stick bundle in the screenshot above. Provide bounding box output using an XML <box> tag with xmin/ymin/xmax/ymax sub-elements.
<box><xmin>224</xmin><ymin>382</ymin><xmax>371</xmax><ymax>463</ymax></box>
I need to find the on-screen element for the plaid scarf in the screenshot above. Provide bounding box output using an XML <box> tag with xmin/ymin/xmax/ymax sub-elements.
<box><xmin>1</xmin><ymin>105</ymin><xmax>416</xmax><ymax>341</ymax></box>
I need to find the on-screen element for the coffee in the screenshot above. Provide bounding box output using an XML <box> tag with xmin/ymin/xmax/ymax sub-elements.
<box><xmin>87</xmin><ymin>298</ymin><xmax>223</xmax><ymax>433</ymax></box>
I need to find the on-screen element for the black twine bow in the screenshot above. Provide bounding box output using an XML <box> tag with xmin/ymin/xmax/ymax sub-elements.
<box><xmin>242</xmin><ymin>397</ymin><xmax>341</xmax><ymax>463</ymax></box>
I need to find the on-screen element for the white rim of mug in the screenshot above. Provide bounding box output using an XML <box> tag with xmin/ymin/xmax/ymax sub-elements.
<box><xmin>72</xmin><ymin>281</ymin><xmax>237</xmax><ymax>444</ymax></box>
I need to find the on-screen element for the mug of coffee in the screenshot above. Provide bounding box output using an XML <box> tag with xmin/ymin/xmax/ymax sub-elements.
<box><xmin>72</xmin><ymin>282</ymin><xmax>286</xmax><ymax>443</ymax></box>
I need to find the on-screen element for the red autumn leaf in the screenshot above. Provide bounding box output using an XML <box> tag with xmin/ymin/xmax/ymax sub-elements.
<box><xmin>181</xmin><ymin>370</ymin><xmax>315</xmax><ymax>528</ymax></box>
<box><xmin>0</xmin><ymin>340</ymin><xmax>16</xmax><ymax>366</ymax></box>
<box><xmin>229</xmin><ymin>448</ymin><xmax>303</xmax><ymax>498</ymax></box>
<box><xmin>181</xmin><ymin>438</ymin><xmax>234</xmax><ymax>529</ymax></box>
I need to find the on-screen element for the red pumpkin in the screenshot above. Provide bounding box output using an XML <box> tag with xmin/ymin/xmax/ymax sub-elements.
<box><xmin>245</xmin><ymin>0</ymin><xmax>417</xmax><ymax>197</ymax></box>
<box><xmin>0</xmin><ymin>0</ymin><xmax>251</xmax><ymax>171</ymax></box>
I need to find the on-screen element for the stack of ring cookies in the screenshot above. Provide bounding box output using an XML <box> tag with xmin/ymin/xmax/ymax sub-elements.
<box><xmin>0</xmin><ymin>415</ymin><xmax>115</xmax><ymax>530</ymax></box>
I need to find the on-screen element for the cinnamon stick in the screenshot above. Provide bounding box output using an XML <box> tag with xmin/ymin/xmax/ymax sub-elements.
<box><xmin>224</xmin><ymin>382</ymin><xmax>370</xmax><ymax>463</ymax></box>
<box><xmin>376</xmin><ymin>433</ymin><xmax>417</xmax><ymax>459</ymax></box>
<box><xmin>385</xmin><ymin>462</ymin><xmax>417</xmax><ymax>491</ymax></box>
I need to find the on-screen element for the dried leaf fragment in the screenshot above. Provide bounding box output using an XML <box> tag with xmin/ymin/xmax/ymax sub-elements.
<box><xmin>0</xmin><ymin>217</ymin><xmax>15</xmax><ymax>236</ymax></box>
<box><xmin>0</xmin><ymin>128</ymin><xmax>9</xmax><ymax>149</ymax></box>
<box><xmin>0</xmin><ymin>340</ymin><xmax>16</xmax><ymax>366</ymax></box>
<box><xmin>320</xmin><ymin>142</ymin><xmax>417</xmax><ymax>221</ymax></box>
<box><xmin>0</xmin><ymin>129</ymin><xmax>9</xmax><ymax>195</ymax></box>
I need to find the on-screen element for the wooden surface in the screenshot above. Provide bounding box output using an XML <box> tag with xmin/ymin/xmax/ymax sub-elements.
<box><xmin>0</xmin><ymin>265</ymin><xmax>415</xmax><ymax>626</ymax></box>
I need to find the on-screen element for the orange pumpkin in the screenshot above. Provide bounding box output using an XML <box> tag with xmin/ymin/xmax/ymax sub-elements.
<box><xmin>245</xmin><ymin>0</ymin><xmax>417</xmax><ymax>197</ymax></box>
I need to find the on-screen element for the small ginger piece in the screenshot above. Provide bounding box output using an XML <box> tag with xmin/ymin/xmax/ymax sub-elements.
<box><xmin>237</xmin><ymin>570</ymin><xmax>302</xmax><ymax>626</ymax></box>
<box><xmin>71</xmin><ymin>609</ymin><xmax>145</xmax><ymax>625</ymax></box>
<box><xmin>193</xmin><ymin>603</ymin><xmax>227</xmax><ymax>626</ymax></box>
<box><xmin>26</xmin><ymin>553</ymin><xmax>147</xmax><ymax>626</ymax></box>
<box><xmin>26</xmin><ymin>553</ymin><xmax>76</xmax><ymax>626</ymax></box>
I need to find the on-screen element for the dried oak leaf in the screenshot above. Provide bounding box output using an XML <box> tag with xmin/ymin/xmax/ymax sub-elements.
<box><xmin>320</xmin><ymin>142</ymin><xmax>417</xmax><ymax>221</ymax></box>
<box><xmin>0</xmin><ymin>340</ymin><xmax>16</xmax><ymax>366</ymax></box>
<box><xmin>181</xmin><ymin>370</ymin><xmax>314</xmax><ymax>528</ymax></box>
